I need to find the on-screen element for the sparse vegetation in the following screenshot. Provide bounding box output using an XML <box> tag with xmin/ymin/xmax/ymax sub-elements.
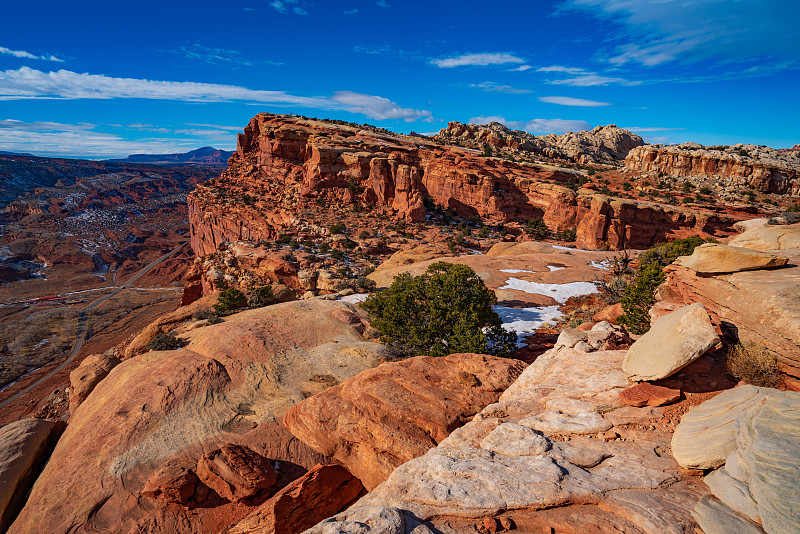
<box><xmin>329</xmin><ymin>222</ymin><xmax>346</xmax><ymax>235</ymax></box>
<box><xmin>213</xmin><ymin>288</ymin><xmax>247</xmax><ymax>314</ymax></box>
<box><xmin>726</xmin><ymin>342</ymin><xmax>781</xmax><ymax>388</ymax></box>
<box><xmin>525</xmin><ymin>217</ymin><xmax>549</xmax><ymax>239</ymax></box>
<box><xmin>147</xmin><ymin>333</ymin><xmax>187</xmax><ymax>351</ymax></box>
<box><xmin>362</xmin><ymin>262</ymin><xmax>517</xmax><ymax>359</ymax></box>
<box><xmin>248</xmin><ymin>285</ymin><xmax>275</xmax><ymax>308</ymax></box>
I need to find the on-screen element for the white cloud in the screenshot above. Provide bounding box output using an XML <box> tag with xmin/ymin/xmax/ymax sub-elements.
<box><xmin>0</xmin><ymin>46</ymin><xmax>63</xmax><ymax>62</ymax></box>
<box><xmin>376</xmin><ymin>0</ymin><xmax>389</xmax><ymax>7</ymax></box>
<box><xmin>470</xmin><ymin>82</ymin><xmax>532</xmax><ymax>94</ymax></box>
<box><xmin>0</xmin><ymin>67</ymin><xmax>432</xmax><ymax>123</ymax></box>
<box><xmin>538</xmin><ymin>96</ymin><xmax>611</xmax><ymax>107</ymax></box>
<box><xmin>508</xmin><ymin>65</ymin><xmax>532</xmax><ymax>72</ymax></box>
<box><xmin>330</xmin><ymin>91</ymin><xmax>433</xmax><ymax>122</ymax></box>
<box><xmin>537</xmin><ymin>65</ymin><xmax>585</xmax><ymax>74</ymax></box>
<box><xmin>469</xmin><ymin>116</ymin><xmax>591</xmax><ymax>134</ymax></box>
<box><xmin>537</xmin><ymin>65</ymin><xmax>636</xmax><ymax>86</ymax></box>
<box><xmin>271</xmin><ymin>0</ymin><xmax>305</xmax><ymax>14</ymax></box>
<box><xmin>430</xmin><ymin>53</ymin><xmax>526</xmax><ymax>68</ymax></box>
<box><xmin>343</xmin><ymin>8</ymin><xmax>358</xmax><ymax>15</ymax></box>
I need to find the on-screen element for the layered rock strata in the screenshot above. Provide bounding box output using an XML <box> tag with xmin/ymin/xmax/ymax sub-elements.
<box><xmin>189</xmin><ymin>114</ymin><xmax>739</xmax><ymax>255</ymax></box>
<box><xmin>306</xmin><ymin>332</ymin><xmax>707</xmax><ymax>533</ymax></box>
<box><xmin>625</xmin><ymin>143</ymin><xmax>800</xmax><ymax>195</ymax></box>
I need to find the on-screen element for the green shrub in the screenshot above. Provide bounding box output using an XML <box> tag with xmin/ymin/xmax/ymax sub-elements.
<box><xmin>248</xmin><ymin>285</ymin><xmax>275</xmax><ymax>308</ymax></box>
<box><xmin>318</xmin><ymin>242</ymin><xmax>331</xmax><ymax>254</ymax></box>
<box><xmin>331</xmin><ymin>249</ymin><xmax>345</xmax><ymax>260</ymax></box>
<box><xmin>213</xmin><ymin>288</ymin><xmax>247</xmax><ymax>314</ymax></box>
<box><xmin>362</xmin><ymin>262</ymin><xmax>517</xmax><ymax>358</ymax></box>
<box><xmin>147</xmin><ymin>333</ymin><xmax>187</xmax><ymax>351</ymax></box>
<box><xmin>525</xmin><ymin>217</ymin><xmax>549</xmax><ymax>239</ymax></box>
<box><xmin>355</xmin><ymin>276</ymin><xmax>377</xmax><ymax>292</ymax></box>
<box><xmin>622</xmin><ymin>181</ymin><xmax>632</xmax><ymax>191</ymax></box>
<box><xmin>620</xmin><ymin>236</ymin><xmax>707</xmax><ymax>334</ymax></box>
<box><xmin>192</xmin><ymin>309</ymin><xmax>218</xmax><ymax>321</ymax></box>
<box><xmin>329</xmin><ymin>223</ymin><xmax>346</xmax><ymax>235</ymax></box>
<box><xmin>478</xmin><ymin>226</ymin><xmax>490</xmax><ymax>238</ymax></box>
<box><xmin>277</xmin><ymin>234</ymin><xmax>292</xmax><ymax>244</ymax></box>
<box><xmin>358</xmin><ymin>230</ymin><xmax>371</xmax><ymax>240</ymax></box>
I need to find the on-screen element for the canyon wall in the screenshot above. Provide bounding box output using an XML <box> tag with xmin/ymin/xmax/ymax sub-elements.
<box><xmin>625</xmin><ymin>143</ymin><xmax>800</xmax><ymax>195</ymax></box>
<box><xmin>189</xmin><ymin>114</ymin><xmax>740</xmax><ymax>257</ymax></box>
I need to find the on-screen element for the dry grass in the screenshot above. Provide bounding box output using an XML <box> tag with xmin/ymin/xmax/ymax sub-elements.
<box><xmin>726</xmin><ymin>342</ymin><xmax>782</xmax><ymax>388</ymax></box>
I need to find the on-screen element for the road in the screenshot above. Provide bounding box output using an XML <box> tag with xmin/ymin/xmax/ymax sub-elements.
<box><xmin>0</xmin><ymin>244</ymin><xmax>186</xmax><ymax>410</ymax></box>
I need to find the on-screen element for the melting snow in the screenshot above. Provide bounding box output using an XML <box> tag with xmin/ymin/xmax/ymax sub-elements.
<box><xmin>590</xmin><ymin>260</ymin><xmax>610</xmax><ymax>270</ymax></box>
<box><xmin>547</xmin><ymin>266</ymin><xmax>565</xmax><ymax>271</ymax></box>
<box><xmin>499</xmin><ymin>277</ymin><xmax>598</xmax><ymax>304</ymax></box>
<box><xmin>494</xmin><ymin>305</ymin><xmax>563</xmax><ymax>346</ymax></box>
<box><xmin>339</xmin><ymin>293</ymin><xmax>369</xmax><ymax>304</ymax></box>
<box><xmin>500</xmin><ymin>269</ymin><xmax>535</xmax><ymax>274</ymax></box>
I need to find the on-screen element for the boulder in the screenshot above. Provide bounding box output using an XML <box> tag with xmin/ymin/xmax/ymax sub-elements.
<box><xmin>283</xmin><ymin>353</ymin><xmax>525</xmax><ymax>490</ymax></box>
<box><xmin>0</xmin><ymin>419</ymin><xmax>64</xmax><ymax>532</ymax></box>
<box><xmin>486</xmin><ymin>241</ymin><xmax>556</xmax><ymax>257</ymax></box>
<box><xmin>623</xmin><ymin>303</ymin><xmax>720</xmax><ymax>381</ymax></box>
<box><xmin>619</xmin><ymin>383</ymin><xmax>681</xmax><ymax>407</ymax></box>
<box><xmin>69</xmin><ymin>352</ymin><xmax>121</xmax><ymax>413</ymax></box>
<box><xmin>727</xmin><ymin>224</ymin><xmax>800</xmax><ymax>250</ymax></box>
<box><xmin>691</xmin><ymin>496</ymin><xmax>765</xmax><ymax>534</ymax></box>
<box><xmin>140</xmin><ymin>458</ymin><xmax>200</xmax><ymax>506</ymax></box>
<box><xmin>676</xmin><ymin>243</ymin><xmax>787</xmax><ymax>274</ymax></box>
<box><xmin>196</xmin><ymin>444</ymin><xmax>277</xmax><ymax>502</ymax></box>
<box><xmin>228</xmin><ymin>464</ymin><xmax>365</xmax><ymax>534</ymax></box>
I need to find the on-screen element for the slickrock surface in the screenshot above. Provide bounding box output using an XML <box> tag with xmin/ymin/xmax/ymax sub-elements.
<box><xmin>229</xmin><ymin>464</ymin><xmax>365</xmax><ymax>534</ymax></box>
<box><xmin>196</xmin><ymin>444</ymin><xmax>277</xmax><ymax>502</ymax></box>
<box><xmin>189</xmin><ymin>114</ymin><xmax>738</xmax><ymax>256</ymax></box>
<box><xmin>658</xmin><ymin>234</ymin><xmax>800</xmax><ymax>387</ymax></box>
<box><xmin>674</xmin><ymin>386</ymin><xmax>800</xmax><ymax>533</ymax></box>
<box><xmin>623</xmin><ymin>303</ymin><xmax>720</xmax><ymax>381</ymax></box>
<box><xmin>69</xmin><ymin>352</ymin><xmax>120</xmax><ymax>413</ymax></box>
<box><xmin>619</xmin><ymin>382</ymin><xmax>682</xmax><ymax>407</ymax></box>
<box><xmin>625</xmin><ymin>143</ymin><xmax>800</xmax><ymax>195</ymax></box>
<box><xmin>307</xmin><ymin>332</ymin><xmax>709</xmax><ymax>533</ymax></box>
<box><xmin>727</xmin><ymin>224</ymin><xmax>800</xmax><ymax>250</ymax></box>
<box><xmin>675</xmin><ymin>243</ymin><xmax>788</xmax><ymax>274</ymax></box>
<box><xmin>436</xmin><ymin>121</ymin><xmax>645</xmax><ymax>164</ymax></box>
<box><xmin>8</xmin><ymin>299</ymin><xmax>382</xmax><ymax>534</ymax></box>
<box><xmin>0</xmin><ymin>419</ymin><xmax>63</xmax><ymax>531</ymax></box>
<box><xmin>283</xmin><ymin>353</ymin><xmax>525</xmax><ymax>490</ymax></box>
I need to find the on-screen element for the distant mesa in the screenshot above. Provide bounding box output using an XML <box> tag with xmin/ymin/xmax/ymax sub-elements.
<box><xmin>109</xmin><ymin>147</ymin><xmax>233</xmax><ymax>165</ymax></box>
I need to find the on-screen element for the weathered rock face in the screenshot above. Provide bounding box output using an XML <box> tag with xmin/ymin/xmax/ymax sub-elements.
<box><xmin>623</xmin><ymin>303</ymin><xmax>721</xmax><ymax>381</ymax></box>
<box><xmin>657</xmin><ymin>248</ymin><xmax>800</xmax><ymax>389</ymax></box>
<box><xmin>673</xmin><ymin>386</ymin><xmax>800</xmax><ymax>534</ymax></box>
<box><xmin>188</xmin><ymin>114</ymin><xmax>739</xmax><ymax>256</ymax></box>
<box><xmin>195</xmin><ymin>444</ymin><xmax>277</xmax><ymax>503</ymax></box>
<box><xmin>727</xmin><ymin>224</ymin><xmax>800</xmax><ymax>250</ymax></box>
<box><xmin>436</xmin><ymin>121</ymin><xmax>645</xmax><ymax>164</ymax></box>
<box><xmin>229</xmin><ymin>464</ymin><xmax>365</xmax><ymax>534</ymax></box>
<box><xmin>0</xmin><ymin>419</ymin><xmax>64</xmax><ymax>532</ymax></box>
<box><xmin>283</xmin><ymin>353</ymin><xmax>525</xmax><ymax>490</ymax></box>
<box><xmin>307</xmin><ymin>344</ymin><xmax>708</xmax><ymax>533</ymax></box>
<box><xmin>69</xmin><ymin>352</ymin><xmax>120</xmax><ymax>413</ymax></box>
<box><xmin>7</xmin><ymin>299</ymin><xmax>383</xmax><ymax>534</ymax></box>
<box><xmin>625</xmin><ymin>143</ymin><xmax>800</xmax><ymax>195</ymax></box>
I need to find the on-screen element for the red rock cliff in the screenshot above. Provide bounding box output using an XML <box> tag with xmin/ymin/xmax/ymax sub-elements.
<box><xmin>189</xmin><ymin>114</ymin><xmax>740</xmax><ymax>256</ymax></box>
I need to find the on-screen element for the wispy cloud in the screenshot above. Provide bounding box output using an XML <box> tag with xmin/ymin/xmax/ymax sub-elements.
<box><xmin>508</xmin><ymin>65</ymin><xmax>532</xmax><ymax>72</ymax></box>
<box><xmin>343</xmin><ymin>8</ymin><xmax>358</xmax><ymax>15</ymax></box>
<box><xmin>539</xmin><ymin>96</ymin><xmax>610</xmax><ymax>107</ymax></box>
<box><xmin>270</xmin><ymin>0</ymin><xmax>307</xmax><ymax>15</ymax></box>
<box><xmin>560</xmin><ymin>0</ymin><xmax>800</xmax><ymax>68</ymax></box>
<box><xmin>376</xmin><ymin>0</ymin><xmax>389</xmax><ymax>7</ymax></box>
<box><xmin>624</xmin><ymin>126</ymin><xmax>685</xmax><ymax>132</ymax></box>
<box><xmin>537</xmin><ymin>65</ymin><xmax>637</xmax><ymax>86</ymax></box>
<box><xmin>469</xmin><ymin>82</ymin><xmax>532</xmax><ymax>94</ymax></box>
<box><xmin>430</xmin><ymin>53</ymin><xmax>526</xmax><ymax>69</ymax></box>
<box><xmin>0</xmin><ymin>67</ymin><xmax>433</xmax><ymax>123</ymax></box>
<box><xmin>330</xmin><ymin>91</ymin><xmax>432</xmax><ymax>122</ymax></box>
<box><xmin>168</xmin><ymin>44</ymin><xmax>282</xmax><ymax>68</ymax></box>
<box><xmin>0</xmin><ymin>45</ymin><xmax>63</xmax><ymax>63</ymax></box>
<box><xmin>469</xmin><ymin>116</ymin><xmax>591</xmax><ymax>134</ymax></box>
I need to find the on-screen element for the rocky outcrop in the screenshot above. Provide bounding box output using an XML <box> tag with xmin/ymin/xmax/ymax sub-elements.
<box><xmin>7</xmin><ymin>299</ymin><xmax>383</xmax><ymax>534</ymax></box>
<box><xmin>675</xmin><ymin>243</ymin><xmax>788</xmax><ymax>274</ymax></box>
<box><xmin>623</xmin><ymin>303</ymin><xmax>720</xmax><ymax>381</ymax></box>
<box><xmin>727</xmin><ymin>224</ymin><xmax>800</xmax><ymax>250</ymax></box>
<box><xmin>195</xmin><ymin>444</ymin><xmax>277</xmax><ymax>502</ymax></box>
<box><xmin>657</xmin><ymin>249</ymin><xmax>800</xmax><ymax>389</ymax></box>
<box><xmin>673</xmin><ymin>386</ymin><xmax>800</xmax><ymax>533</ymax></box>
<box><xmin>188</xmin><ymin>114</ymin><xmax>739</xmax><ymax>255</ymax></box>
<box><xmin>625</xmin><ymin>143</ymin><xmax>800</xmax><ymax>195</ymax></box>
<box><xmin>436</xmin><ymin>121</ymin><xmax>645</xmax><ymax>164</ymax></box>
<box><xmin>307</xmin><ymin>341</ymin><xmax>707</xmax><ymax>533</ymax></box>
<box><xmin>69</xmin><ymin>352</ymin><xmax>120</xmax><ymax>413</ymax></box>
<box><xmin>283</xmin><ymin>353</ymin><xmax>525</xmax><ymax>490</ymax></box>
<box><xmin>0</xmin><ymin>419</ymin><xmax>64</xmax><ymax>532</ymax></box>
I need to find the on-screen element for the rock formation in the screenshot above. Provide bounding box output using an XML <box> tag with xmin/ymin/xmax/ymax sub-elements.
<box><xmin>675</xmin><ymin>243</ymin><xmax>788</xmax><ymax>274</ymax></box>
<box><xmin>188</xmin><ymin>114</ymin><xmax>739</xmax><ymax>256</ymax></box>
<box><xmin>625</xmin><ymin>143</ymin><xmax>800</xmax><ymax>195</ymax></box>
<box><xmin>436</xmin><ymin>121</ymin><xmax>645</xmax><ymax>164</ymax></box>
<box><xmin>7</xmin><ymin>299</ymin><xmax>383</xmax><ymax>534</ymax></box>
<box><xmin>283</xmin><ymin>353</ymin><xmax>525</xmax><ymax>490</ymax></box>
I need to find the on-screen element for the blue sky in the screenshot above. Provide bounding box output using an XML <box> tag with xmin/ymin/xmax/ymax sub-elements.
<box><xmin>0</xmin><ymin>0</ymin><xmax>798</xmax><ymax>158</ymax></box>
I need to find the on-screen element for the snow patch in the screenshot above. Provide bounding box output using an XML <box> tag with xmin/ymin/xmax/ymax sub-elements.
<box><xmin>499</xmin><ymin>277</ymin><xmax>598</xmax><ymax>304</ymax></box>
<box><xmin>495</xmin><ymin>305</ymin><xmax>563</xmax><ymax>346</ymax></box>
<box><xmin>500</xmin><ymin>269</ymin><xmax>535</xmax><ymax>274</ymax></box>
<box><xmin>339</xmin><ymin>293</ymin><xmax>368</xmax><ymax>304</ymax></box>
<box><xmin>590</xmin><ymin>260</ymin><xmax>610</xmax><ymax>270</ymax></box>
<box><xmin>547</xmin><ymin>266</ymin><xmax>565</xmax><ymax>271</ymax></box>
